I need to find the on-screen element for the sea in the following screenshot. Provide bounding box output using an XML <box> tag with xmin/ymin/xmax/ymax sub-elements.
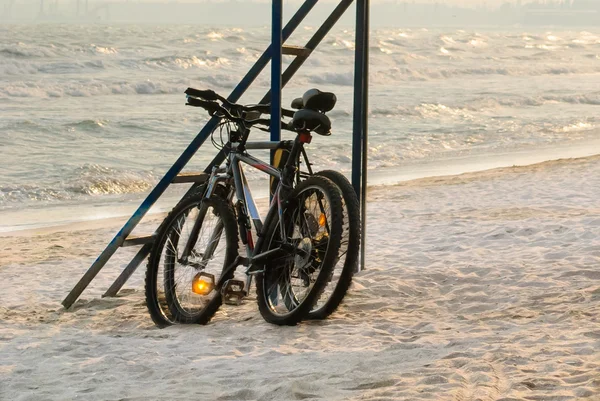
<box><xmin>1</xmin><ymin>24</ymin><xmax>600</xmax><ymax>231</ymax></box>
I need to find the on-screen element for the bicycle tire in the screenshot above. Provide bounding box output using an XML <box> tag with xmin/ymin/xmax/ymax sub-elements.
<box><xmin>255</xmin><ymin>176</ymin><xmax>343</xmax><ymax>325</ymax></box>
<box><xmin>145</xmin><ymin>194</ymin><xmax>238</xmax><ymax>327</ymax></box>
<box><xmin>308</xmin><ymin>170</ymin><xmax>361</xmax><ymax>319</ymax></box>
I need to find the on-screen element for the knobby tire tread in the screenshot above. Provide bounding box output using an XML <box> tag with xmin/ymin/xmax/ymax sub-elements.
<box><xmin>309</xmin><ymin>170</ymin><xmax>361</xmax><ymax>319</ymax></box>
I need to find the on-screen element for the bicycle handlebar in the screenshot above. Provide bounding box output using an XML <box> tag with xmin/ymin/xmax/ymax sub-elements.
<box><xmin>185</xmin><ymin>87</ymin><xmax>295</xmax><ymax>119</ymax></box>
<box><xmin>186</xmin><ymin>95</ymin><xmax>292</xmax><ymax>131</ymax></box>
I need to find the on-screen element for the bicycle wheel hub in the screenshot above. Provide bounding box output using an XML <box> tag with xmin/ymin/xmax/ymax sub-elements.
<box><xmin>295</xmin><ymin>237</ymin><xmax>313</xmax><ymax>268</ymax></box>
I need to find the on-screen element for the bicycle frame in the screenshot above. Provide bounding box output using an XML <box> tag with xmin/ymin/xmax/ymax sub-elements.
<box><xmin>199</xmin><ymin>137</ymin><xmax>307</xmax><ymax>294</ymax></box>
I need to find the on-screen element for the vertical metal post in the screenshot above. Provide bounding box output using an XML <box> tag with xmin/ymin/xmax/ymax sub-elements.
<box><xmin>360</xmin><ymin>0</ymin><xmax>369</xmax><ymax>273</ymax></box>
<box><xmin>352</xmin><ymin>0</ymin><xmax>369</xmax><ymax>272</ymax></box>
<box><xmin>270</xmin><ymin>0</ymin><xmax>283</xmax><ymax>145</ymax></box>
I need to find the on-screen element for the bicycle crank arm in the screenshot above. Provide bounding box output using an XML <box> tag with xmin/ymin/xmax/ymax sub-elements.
<box><xmin>216</xmin><ymin>255</ymin><xmax>249</xmax><ymax>287</ymax></box>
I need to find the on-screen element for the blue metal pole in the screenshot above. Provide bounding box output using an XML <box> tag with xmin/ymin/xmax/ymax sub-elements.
<box><xmin>270</xmin><ymin>0</ymin><xmax>283</xmax><ymax>144</ymax></box>
<box><xmin>352</xmin><ymin>0</ymin><xmax>366</xmax><ymax>198</ymax></box>
<box><xmin>352</xmin><ymin>0</ymin><xmax>369</xmax><ymax>272</ymax></box>
<box><xmin>360</xmin><ymin>0</ymin><xmax>370</xmax><ymax>272</ymax></box>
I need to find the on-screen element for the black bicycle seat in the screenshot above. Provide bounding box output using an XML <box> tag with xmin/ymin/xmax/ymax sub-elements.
<box><xmin>290</xmin><ymin>109</ymin><xmax>331</xmax><ymax>136</ymax></box>
<box><xmin>291</xmin><ymin>89</ymin><xmax>337</xmax><ymax>113</ymax></box>
<box><xmin>291</xmin><ymin>97</ymin><xmax>304</xmax><ymax>110</ymax></box>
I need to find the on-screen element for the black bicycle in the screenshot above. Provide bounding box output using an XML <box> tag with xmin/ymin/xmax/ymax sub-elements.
<box><xmin>145</xmin><ymin>88</ymin><xmax>360</xmax><ymax>326</ymax></box>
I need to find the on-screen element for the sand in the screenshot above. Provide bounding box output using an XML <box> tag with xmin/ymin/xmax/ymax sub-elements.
<box><xmin>1</xmin><ymin>156</ymin><xmax>599</xmax><ymax>401</ymax></box>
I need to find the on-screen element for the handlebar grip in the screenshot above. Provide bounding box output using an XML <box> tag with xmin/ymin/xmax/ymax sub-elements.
<box><xmin>185</xmin><ymin>87</ymin><xmax>219</xmax><ymax>101</ymax></box>
<box><xmin>186</xmin><ymin>97</ymin><xmax>220</xmax><ymax>113</ymax></box>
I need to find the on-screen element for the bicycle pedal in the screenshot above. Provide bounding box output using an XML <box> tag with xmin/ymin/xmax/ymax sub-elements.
<box><xmin>221</xmin><ymin>279</ymin><xmax>246</xmax><ymax>305</ymax></box>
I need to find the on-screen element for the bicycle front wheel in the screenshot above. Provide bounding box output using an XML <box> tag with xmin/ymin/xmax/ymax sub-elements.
<box><xmin>255</xmin><ymin>176</ymin><xmax>343</xmax><ymax>326</ymax></box>
<box><xmin>145</xmin><ymin>194</ymin><xmax>238</xmax><ymax>327</ymax></box>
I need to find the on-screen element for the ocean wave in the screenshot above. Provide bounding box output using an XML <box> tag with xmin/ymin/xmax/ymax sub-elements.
<box><xmin>369</xmin><ymin>93</ymin><xmax>600</xmax><ymax>118</ymax></box>
<box><xmin>490</xmin><ymin>94</ymin><xmax>600</xmax><ymax>108</ymax></box>
<box><xmin>141</xmin><ymin>55</ymin><xmax>231</xmax><ymax>70</ymax></box>
<box><xmin>0</xmin><ymin>164</ymin><xmax>157</xmax><ymax>206</ymax></box>
<box><xmin>555</xmin><ymin>122</ymin><xmax>595</xmax><ymax>133</ymax></box>
<box><xmin>65</xmin><ymin>119</ymin><xmax>110</xmax><ymax>130</ymax></box>
<box><xmin>0</xmin><ymin>59</ymin><xmax>106</xmax><ymax>76</ymax></box>
<box><xmin>372</xmin><ymin>103</ymin><xmax>477</xmax><ymax>121</ymax></box>
<box><xmin>0</xmin><ymin>43</ymin><xmax>121</xmax><ymax>60</ymax></box>
<box><xmin>309</xmin><ymin>71</ymin><xmax>354</xmax><ymax>86</ymax></box>
<box><xmin>400</xmin><ymin>65</ymin><xmax>599</xmax><ymax>80</ymax></box>
<box><xmin>91</xmin><ymin>45</ymin><xmax>118</xmax><ymax>55</ymax></box>
<box><xmin>1</xmin><ymin>54</ymin><xmax>228</xmax><ymax>76</ymax></box>
<box><xmin>0</xmin><ymin>80</ymin><xmax>188</xmax><ymax>98</ymax></box>
<box><xmin>2</xmin><ymin>51</ymin><xmax>598</xmax><ymax>96</ymax></box>
<box><xmin>0</xmin><ymin>45</ymin><xmax>57</xmax><ymax>59</ymax></box>
<box><xmin>0</xmin><ymin>185</ymin><xmax>73</xmax><ymax>204</ymax></box>
<box><xmin>304</xmin><ymin>64</ymin><xmax>600</xmax><ymax>87</ymax></box>
<box><xmin>66</xmin><ymin>164</ymin><xmax>156</xmax><ymax>195</ymax></box>
<box><xmin>542</xmin><ymin>94</ymin><xmax>600</xmax><ymax>106</ymax></box>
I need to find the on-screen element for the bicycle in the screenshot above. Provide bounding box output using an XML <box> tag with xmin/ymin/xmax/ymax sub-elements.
<box><xmin>145</xmin><ymin>88</ymin><xmax>359</xmax><ymax>326</ymax></box>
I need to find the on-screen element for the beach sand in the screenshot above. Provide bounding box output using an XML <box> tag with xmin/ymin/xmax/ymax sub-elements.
<box><xmin>1</xmin><ymin>156</ymin><xmax>599</xmax><ymax>401</ymax></box>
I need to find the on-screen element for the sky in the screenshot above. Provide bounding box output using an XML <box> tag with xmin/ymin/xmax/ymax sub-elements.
<box><xmin>13</xmin><ymin>0</ymin><xmax>524</xmax><ymax>5</ymax></box>
<box><xmin>3</xmin><ymin>0</ymin><xmax>585</xmax><ymax>25</ymax></box>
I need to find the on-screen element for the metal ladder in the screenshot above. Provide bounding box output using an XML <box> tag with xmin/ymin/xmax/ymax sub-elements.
<box><xmin>62</xmin><ymin>0</ymin><xmax>369</xmax><ymax>309</ymax></box>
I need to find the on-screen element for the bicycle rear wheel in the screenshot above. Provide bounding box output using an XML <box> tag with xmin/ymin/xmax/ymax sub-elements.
<box><xmin>255</xmin><ymin>176</ymin><xmax>343</xmax><ymax>326</ymax></box>
<box><xmin>308</xmin><ymin>170</ymin><xmax>361</xmax><ymax>319</ymax></box>
<box><xmin>145</xmin><ymin>194</ymin><xmax>238</xmax><ymax>327</ymax></box>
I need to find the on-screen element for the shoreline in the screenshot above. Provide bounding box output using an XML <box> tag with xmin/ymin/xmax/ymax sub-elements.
<box><xmin>2</xmin><ymin>143</ymin><xmax>600</xmax><ymax>236</ymax></box>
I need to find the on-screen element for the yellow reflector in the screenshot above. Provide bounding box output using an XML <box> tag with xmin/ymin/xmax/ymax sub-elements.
<box><xmin>319</xmin><ymin>213</ymin><xmax>327</xmax><ymax>227</ymax></box>
<box><xmin>192</xmin><ymin>273</ymin><xmax>215</xmax><ymax>295</ymax></box>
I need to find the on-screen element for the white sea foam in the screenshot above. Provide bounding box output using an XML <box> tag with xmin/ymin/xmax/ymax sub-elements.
<box><xmin>0</xmin><ymin>164</ymin><xmax>158</xmax><ymax>206</ymax></box>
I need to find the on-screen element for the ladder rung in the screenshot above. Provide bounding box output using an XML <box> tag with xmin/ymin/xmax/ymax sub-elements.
<box><xmin>172</xmin><ymin>172</ymin><xmax>209</xmax><ymax>184</ymax></box>
<box><xmin>122</xmin><ymin>235</ymin><xmax>155</xmax><ymax>247</ymax></box>
<box><xmin>282</xmin><ymin>45</ymin><xmax>311</xmax><ymax>58</ymax></box>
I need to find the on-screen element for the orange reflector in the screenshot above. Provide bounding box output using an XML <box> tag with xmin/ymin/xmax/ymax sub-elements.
<box><xmin>299</xmin><ymin>132</ymin><xmax>312</xmax><ymax>144</ymax></box>
<box><xmin>319</xmin><ymin>213</ymin><xmax>327</xmax><ymax>227</ymax></box>
<box><xmin>192</xmin><ymin>273</ymin><xmax>215</xmax><ymax>295</ymax></box>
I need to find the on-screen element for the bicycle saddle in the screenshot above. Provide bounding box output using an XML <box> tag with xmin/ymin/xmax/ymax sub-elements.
<box><xmin>291</xmin><ymin>89</ymin><xmax>337</xmax><ymax>113</ymax></box>
<box><xmin>290</xmin><ymin>109</ymin><xmax>331</xmax><ymax>136</ymax></box>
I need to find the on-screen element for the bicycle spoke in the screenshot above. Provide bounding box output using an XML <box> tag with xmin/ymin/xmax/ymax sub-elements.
<box><xmin>154</xmin><ymin>201</ymin><xmax>234</xmax><ymax>322</ymax></box>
